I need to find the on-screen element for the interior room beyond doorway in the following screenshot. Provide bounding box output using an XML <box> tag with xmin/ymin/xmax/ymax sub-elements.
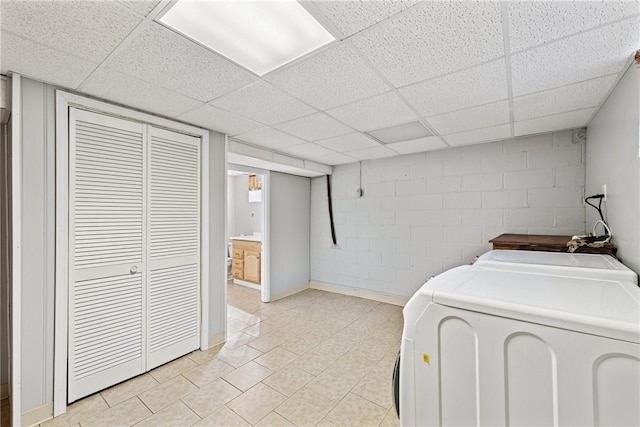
<box><xmin>227</xmin><ymin>168</ymin><xmax>268</xmax><ymax>305</ymax></box>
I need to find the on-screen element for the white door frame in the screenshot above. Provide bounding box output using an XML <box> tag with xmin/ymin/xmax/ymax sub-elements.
<box><xmin>54</xmin><ymin>91</ymin><xmax>210</xmax><ymax>416</ymax></box>
<box><xmin>227</xmin><ymin>163</ymin><xmax>270</xmax><ymax>303</ymax></box>
<box><xmin>10</xmin><ymin>73</ymin><xmax>22</xmax><ymax>427</ymax></box>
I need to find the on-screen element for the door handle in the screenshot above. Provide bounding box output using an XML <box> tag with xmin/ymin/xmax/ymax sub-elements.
<box><xmin>130</xmin><ymin>266</ymin><xmax>138</xmax><ymax>274</ymax></box>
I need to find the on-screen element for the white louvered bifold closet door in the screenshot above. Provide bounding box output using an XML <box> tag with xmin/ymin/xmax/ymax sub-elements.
<box><xmin>146</xmin><ymin>127</ymin><xmax>200</xmax><ymax>369</ymax></box>
<box><xmin>68</xmin><ymin>108</ymin><xmax>146</xmax><ymax>402</ymax></box>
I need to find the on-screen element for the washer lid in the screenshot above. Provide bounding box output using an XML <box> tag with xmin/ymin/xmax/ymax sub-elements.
<box><xmin>475</xmin><ymin>250</ymin><xmax>637</xmax><ymax>284</ymax></box>
<box><xmin>428</xmin><ymin>265</ymin><xmax>640</xmax><ymax>343</ymax></box>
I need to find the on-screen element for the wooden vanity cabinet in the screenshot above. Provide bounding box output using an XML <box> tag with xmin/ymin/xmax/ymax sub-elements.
<box><xmin>243</xmin><ymin>250</ymin><xmax>261</xmax><ymax>283</ymax></box>
<box><xmin>231</xmin><ymin>239</ymin><xmax>262</xmax><ymax>284</ymax></box>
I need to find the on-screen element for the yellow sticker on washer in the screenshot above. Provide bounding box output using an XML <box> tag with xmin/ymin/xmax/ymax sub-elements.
<box><xmin>423</xmin><ymin>354</ymin><xmax>430</xmax><ymax>364</ymax></box>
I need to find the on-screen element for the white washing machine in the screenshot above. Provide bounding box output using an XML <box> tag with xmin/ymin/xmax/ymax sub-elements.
<box><xmin>475</xmin><ymin>249</ymin><xmax>638</xmax><ymax>284</ymax></box>
<box><xmin>397</xmin><ymin>251</ymin><xmax>640</xmax><ymax>426</ymax></box>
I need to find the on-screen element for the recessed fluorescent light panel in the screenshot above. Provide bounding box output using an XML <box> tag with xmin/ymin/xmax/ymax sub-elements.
<box><xmin>366</xmin><ymin>121</ymin><xmax>433</xmax><ymax>144</ymax></box>
<box><xmin>159</xmin><ymin>0</ymin><xmax>335</xmax><ymax>76</ymax></box>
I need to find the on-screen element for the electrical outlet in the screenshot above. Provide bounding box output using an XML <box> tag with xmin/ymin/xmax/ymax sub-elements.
<box><xmin>602</xmin><ymin>184</ymin><xmax>607</xmax><ymax>201</ymax></box>
<box><xmin>356</xmin><ymin>188</ymin><xmax>363</xmax><ymax>198</ymax></box>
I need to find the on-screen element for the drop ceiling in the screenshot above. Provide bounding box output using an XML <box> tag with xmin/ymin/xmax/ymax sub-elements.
<box><xmin>1</xmin><ymin>0</ymin><xmax>638</xmax><ymax>169</ymax></box>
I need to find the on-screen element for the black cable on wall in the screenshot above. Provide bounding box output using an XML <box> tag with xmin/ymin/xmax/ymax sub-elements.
<box><xmin>326</xmin><ymin>175</ymin><xmax>337</xmax><ymax>246</ymax></box>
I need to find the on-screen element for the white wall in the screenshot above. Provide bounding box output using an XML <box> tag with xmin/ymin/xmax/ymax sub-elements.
<box><xmin>227</xmin><ymin>174</ymin><xmax>236</xmax><ymax>239</ymax></box>
<box><xmin>18</xmin><ymin>78</ymin><xmax>56</xmax><ymax>411</ymax></box>
<box><xmin>206</xmin><ymin>131</ymin><xmax>227</xmax><ymax>346</ymax></box>
<box><xmin>1</xmin><ymin>121</ymin><xmax>10</xmax><ymax>393</ymax></box>
<box><xmin>231</xmin><ymin>174</ymin><xmax>263</xmax><ymax>236</ymax></box>
<box><xmin>310</xmin><ymin>131</ymin><xmax>587</xmax><ymax>299</ymax></box>
<box><xmin>269</xmin><ymin>172</ymin><xmax>311</xmax><ymax>300</ymax></box>
<box><xmin>586</xmin><ymin>64</ymin><xmax>640</xmax><ymax>274</ymax></box>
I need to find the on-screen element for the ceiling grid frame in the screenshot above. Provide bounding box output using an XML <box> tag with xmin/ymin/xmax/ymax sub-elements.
<box><xmin>1</xmin><ymin>0</ymin><xmax>638</xmax><ymax>169</ymax></box>
<box><xmin>500</xmin><ymin>1</ymin><xmax>517</xmax><ymax>140</ymax></box>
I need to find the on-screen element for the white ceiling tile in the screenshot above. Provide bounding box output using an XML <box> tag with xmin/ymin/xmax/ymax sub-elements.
<box><xmin>443</xmin><ymin>124</ymin><xmax>512</xmax><ymax>147</ymax></box>
<box><xmin>327</xmin><ymin>92</ymin><xmax>418</xmax><ymax>131</ymax></box>
<box><xmin>514</xmin><ymin>108</ymin><xmax>594</xmax><ymax>137</ymax></box>
<box><xmin>509</xmin><ymin>1</ymin><xmax>640</xmax><ymax>52</ymax></box>
<box><xmin>315</xmin><ymin>132</ymin><xmax>382</xmax><ymax>152</ymax></box>
<box><xmin>235</xmin><ymin>127</ymin><xmax>306</xmax><ymax>150</ymax></box>
<box><xmin>278</xmin><ymin>143</ymin><xmax>336</xmax><ymax>158</ymax></box>
<box><xmin>513</xmin><ymin>75</ymin><xmax>618</xmax><ymax>121</ymax></box>
<box><xmin>346</xmin><ymin>145</ymin><xmax>397</xmax><ymax>160</ymax></box>
<box><xmin>427</xmin><ymin>101</ymin><xmax>510</xmax><ymax>135</ymax></box>
<box><xmin>1</xmin><ymin>0</ymin><xmax>633</xmax><ymax>165</ymax></box>
<box><xmin>387</xmin><ymin>136</ymin><xmax>448</xmax><ymax>154</ymax></box>
<box><xmin>310</xmin><ymin>0</ymin><xmax>420</xmax><ymax>38</ymax></box>
<box><xmin>266</xmin><ymin>43</ymin><xmax>389</xmax><ymax>109</ymax></box>
<box><xmin>118</xmin><ymin>0</ymin><xmax>161</xmax><ymax>17</ymax></box>
<box><xmin>0</xmin><ymin>31</ymin><xmax>96</xmax><ymax>88</ymax></box>
<box><xmin>310</xmin><ymin>153</ymin><xmax>358</xmax><ymax>166</ymax></box>
<box><xmin>177</xmin><ymin>104</ymin><xmax>262</xmax><ymax>136</ymax></box>
<box><xmin>0</xmin><ymin>0</ymin><xmax>142</xmax><ymax>63</ymax></box>
<box><xmin>511</xmin><ymin>17</ymin><xmax>640</xmax><ymax>96</ymax></box>
<box><xmin>274</xmin><ymin>113</ymin><xmax>353</xmax><ymax>141</ymax></box>
<box><xmin>81</xmin><ymin>67</ymin><xmax>202</xmax><ymax>117</ymax></box>
<box><xmin>400</xmin><ymin>59</ymin><xmax>508</xmax><ymax>117</ymax></box>
<box><xmin>210</xmin><ymin>81</ymin><xmax>316</xmax><ymax>125</ymax></box>
<box><xmin>351</xmin><ymin>2</ymin><xmax>504</xmax><ymax>87</ymax></box>
<box><xmin>106</xmin><ymin>22</ymin><xmax>257</xmax><ymax>102</ymax></box>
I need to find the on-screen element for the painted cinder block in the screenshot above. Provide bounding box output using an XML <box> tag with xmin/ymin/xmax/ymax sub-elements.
<box><xmin>554</xmin><ymin>207</ymin><xmax>587</xmax><ymax>230</ymax></box>
<box><xmin>443</xmin><ymin>155</ymin><xmax>483</xmax><ymax>176</ymax></box>
<box><xmin>426</xmin><ymin>176</ymin><xmax>462</xmax><ymax>193</ymax></box>
<box><xmin>504</xmin><ymin>168</ymin><xmax>553</xmax><ymax>189</ymax></box>
<box><xmin>528</xmin><ymin>144</ymin><xmax>583</xmax><ymax>169</ymax></box>
<box><xmin>503</xmin><ymin>133</ymin><xmax>552</xmax><ymax>153</ymax></box>
<box><xmin>443</xmin><ymin>226</ymin><xmax>483</xmax><ymax>244</ymax></box>
<box><xmin>396</xmin><ymin>178</ymin><xmax>426</xmax><ymax>196</ymax></box>
<box><xmin>461</xmin><ymin>209</ymin><xmax>504</xmax><ymax>226</ymax></box>
<box><xmin>410</xmin><ymin>225</ymin><xmax>445</xmax><ymax>242</ymax></box>
<box><xmin>410</xmin><ymin>159</ymin><xmax>443</xmax><ymax>179</ymax></box>
<box><xmin>369</xmin><ymin>238</ymin><xmax>398</xmax><ymax>254</ymax></box>
<box><xmin>368</xmin><ymin>210</ymin><xmax>396</xmax><ymax>225</ymax></box>
<box><xmin>482</xmin><ymin>190</ymin><xmax>528</xmax><ymax>208</ymax></box>
<box><xmin>461</xmin><ymin>173</ymin><xmax>503</xmax><ymax>191</ymax></box>
<box><xmin>528</xmin><ymin>187</ymin><xmax>583</xmax><ymax>208</ymax></box>
<box><xmin>555</xmin><ymin>165</ymin><xmax>584</xmax><ymax>188</ymax></box>
<box><xmin>310</xmin><ymin>130</ymin><xmax>587</xmax><ymax>299</ymax></box>
<box><xmin>443</xmin><ymin>192</ymin><xmax>482</xmax><ymax>209</ymax></box>
<box><xmin>481</xmin><ymin>151</ymin><xmax>527</xmax><ymax>172</ymax></box>
<box><xmin>411</xmin><ymin>194</ymin><xmax>444</xmax><ymax>210</ymax></box>
<box><xmin>505</xmin><ymin>207</ymin><xmax>555</xmax><ymax>228</ymax></box>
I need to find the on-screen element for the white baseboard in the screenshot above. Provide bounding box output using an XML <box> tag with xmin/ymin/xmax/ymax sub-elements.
<box><xmin>208</xmin><ymin>331</ymin><xmax>226</xmax><ymax>349</ymax></box>
<box><xmin>22</xmin><ymin>402</ymin><xmax>52</xmax><ymax>427</ymax></box>
<box><xmin>233</xmin><ymin>279</ymin><xmax>260</xmax><ymax>291</ymax></box>
<box><xmin>270</xmin><ymin>282</ymin><xmax>310</xmax><ymax>302</ymax></box>
<box><xmin>310</xmin><ymin>281</ymin><xmax>408</xmax><ymax>307</ymax></box>
<box><xmin>1</xmin><ymin>383</ymin><xmax>7</xmax><ymax>400</ymax></box>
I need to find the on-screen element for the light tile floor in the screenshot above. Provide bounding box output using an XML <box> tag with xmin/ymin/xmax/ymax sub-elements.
<box><xmin>40</xmin><ymin>283</ymin><xmax>403</xmax><ymax>426</ymax></box>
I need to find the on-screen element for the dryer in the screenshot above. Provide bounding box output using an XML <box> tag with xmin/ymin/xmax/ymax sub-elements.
<box><xmin>475</xmin><ymin>249</ymin><xmax>638</xmax><ymax>284</ymax></box>
<box><xmin>397</xmin><ymin>251</ymin><xmax>640</xmax><ymax>426</ymax></box>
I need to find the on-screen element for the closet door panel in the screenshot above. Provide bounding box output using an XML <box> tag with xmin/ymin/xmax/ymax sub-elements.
<box><xmin>68</xmin><ymin>108</ymin><xmax>146</xmax><ymax>402</ymax></box>
<box><xmin>147</xmin><ymin>127</ymin><xmax>200</xmax><ymax>369</ymax></box>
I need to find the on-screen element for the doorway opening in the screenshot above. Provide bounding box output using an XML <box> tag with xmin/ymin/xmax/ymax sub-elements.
<box><xmin>226</xmin><ymin>165</ymin><xmax>269</xmax><ymax>317</ymax></box>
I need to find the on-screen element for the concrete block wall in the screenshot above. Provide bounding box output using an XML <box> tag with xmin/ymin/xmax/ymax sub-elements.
<box><xmin>310</xmin><ymin>131</ymin><xmax>586</xmax><ymax>299</ymax></box>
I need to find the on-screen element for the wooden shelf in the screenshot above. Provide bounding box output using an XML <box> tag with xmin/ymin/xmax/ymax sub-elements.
<box><xmin>489</xmin><ymin>233</ymin><xmax>616</xmax><ymax>255</ymax></box>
